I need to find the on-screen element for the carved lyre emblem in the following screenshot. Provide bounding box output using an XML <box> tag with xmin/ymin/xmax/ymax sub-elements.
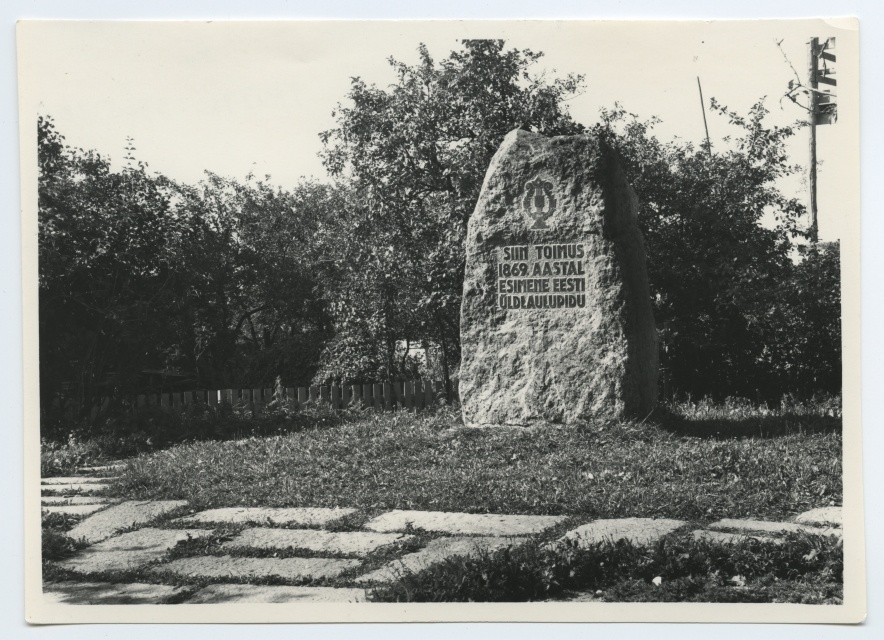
<box><xmin>522</xmin><ymin>178</ymin><xmax>556</xmax><ymax>230</ymax></box>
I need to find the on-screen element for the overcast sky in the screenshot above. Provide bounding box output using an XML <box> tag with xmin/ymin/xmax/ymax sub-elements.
<box><xmin>21</xmin><ymin>19</ymin><xmax>857</xmax><ymax>241</ymax></box>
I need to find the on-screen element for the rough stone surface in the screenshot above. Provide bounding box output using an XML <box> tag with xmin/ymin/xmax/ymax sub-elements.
<box><xmin>57</xmin><ymin>528</ymin><xmax>212</xmax><ymax>574</ymax></box>
<box><xmin>175</xmin><ymin>507</ymin><xmax>355</xmax><ymax>527</ymax></box>
<box><xmin>188</xmin><ymin>584</ymin><xmax>367</xmax><ymax>604</ymax></box>
<box><xmin>795</xmin><ymin>507</ymin><xmax>843</xmax><ymax>527</ymax></box>
<box><xmin>224</xmin><ymin>528</ymin><xmax>412</xmax><ymax>556</ymax></box>
<box><xmin>459</xmin><ymin>129</ymin><xmax>658</xmax><ymax>426</ymax></box>
<box><xmin>43</xmin><ymin>581</ymin><xmax>185</xmax><ymax>605</ymax></box>
<box><xmin>557</xmin><ymin>518</ymin><xmax>685</xmax><ymax>547</ymax></box>
<box><xmin>41</xmin><ymin>476</ymin><xmax>117</xmax><ymax>485</ymax></box>
<box><xmin>365</xmin><ymin>510</ymin><xmax>565</xmax><ymax>536</ymax></box>
<box><xmin>42</xmin><ymin>504</ymin><xmax>107</xmax><ymax>516</ymax></box>
<box><xmin>41</xmin><ymin>496</ymin><xmax>111</xmax><ymax>506</ymax></box>
<box><xmin>356</xmin><ymin>536</ymin><xmax>525</xmax><ymax>584</ymax></box>
<box><xmin>150</xmin><ymin>555</ymin><xmax>360</xmax><ymax>581</ymax></box>
<box><xmin>692</xmin><ymin>529</ymin><xmax>782</xmax><ymax>546</ymax></box>
<box><xmin>66</xmin><ymin>500</ymin><xmax>188</xmax><ymax>544</ymax></box>
<box><xmin>710</xmin><ymin>518</ymin><xmax>842</xmax><ymax>538</ymax></box>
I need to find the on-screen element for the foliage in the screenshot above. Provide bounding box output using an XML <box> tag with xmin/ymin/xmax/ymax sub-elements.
<box><xmin>38</xmin><ymin>116</ymin><xmax>338</xmax><ymax>425</ymax></box>
<box><xmin>762</xmin><ymin>241</ymin><xmax>841</xmax><ymax>395</ymax></box>
<box><xmin>316</xmin><ymin>40</ymin><xmax>585</xmax><ymax>385</ymax></box>
<box><xmin>38</xmin><ymin>39</ymin><xmax>844</xmax><ymax>424</ymax></box>
<box><xmin>592</xmin><ymin>101</ymin><xmax>832</xmax><ymax>399</ymax></box>
<box><xmin>38</xmin><ymin>115</ymin><xmax>185</xmax><ymax>416</ymax></box>
<box><xmin>168</xmin><ymin>174</ymin><xmax>337</xmax><ymax>388</ymax></box>
<box><xmin>317</xmin><ymin>42</ymin><xmax>840</xmax><ymax>398</ymax></box>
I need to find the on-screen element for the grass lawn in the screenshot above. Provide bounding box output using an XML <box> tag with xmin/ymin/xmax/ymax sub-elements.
<box><xmin>42</xmin><ymin>397</ymin><xmax>843</xmax><ymax>603</ymax></box>
<box><xmin>102</xmin><ymin>397</ymin><xmax>841</xmax><ymax>524</ymax></box>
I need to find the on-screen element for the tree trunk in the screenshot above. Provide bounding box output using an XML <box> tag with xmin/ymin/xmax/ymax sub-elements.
<box><xmin>435</xmin><ymin>315</ymin><xmax>452</xmax><ymax>401</ymax></box>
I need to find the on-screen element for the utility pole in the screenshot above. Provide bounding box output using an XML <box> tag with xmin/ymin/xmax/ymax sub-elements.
<box><xmin>808</xmin><ymin>37</ymin><xmax>819</xmax><ymax>244</ymax></box>
<box><xmin>806</xmin><ymin>36</ymin><xmax>837</xmax><ymax>244</ymax></box>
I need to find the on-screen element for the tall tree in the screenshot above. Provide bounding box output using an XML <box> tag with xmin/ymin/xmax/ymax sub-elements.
<box><xmin>318</xmin><ymin>40</ymin><xmax>585</xmax><ymax>386</ymax></box>
<box><xmin>763</xmin><ymin>241</ymin><xmax>841</xmax><ymax>396</ymax></box>
<box><xmin>38</xmin><ymin>115</ymin><xmax>338</xmax><ymax>422</ymax></box>
<box><xmin>593</xmin><ymin>101</ymin><xmax>818</xmax><ymax>399</ymax></box>
<box><xmin>168</xmin><ymin>174</ymin><xmax>337</xmax><ymax>388</ymax></box>
<box><xmin>38</xmin><ymin>115</ymin><xmax>185</xmax><ymax>414</ymax></box>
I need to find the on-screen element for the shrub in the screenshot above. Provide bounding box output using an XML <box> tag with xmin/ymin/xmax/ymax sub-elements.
<box><xmin>40</xmin><ymin>386</ymin><xmax>364</xmax><ymax>466</ymax></box>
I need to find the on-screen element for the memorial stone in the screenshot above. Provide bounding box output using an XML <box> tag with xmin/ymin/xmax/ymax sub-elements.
<box><xmin>460</xmin><ymin>129</ymin><xmax>658</xmax><ymax>426</ymax></box>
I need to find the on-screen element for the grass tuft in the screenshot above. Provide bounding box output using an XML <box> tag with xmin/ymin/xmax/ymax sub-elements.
<box><xmin>41</xmin><ymin>512</ymin><xmax>92</xmax><ymax>562</ymax></box>
<box><xmin>369</xmin><ymin>530</ymin><xmax>843</xmax><ymax>603</ymax></box>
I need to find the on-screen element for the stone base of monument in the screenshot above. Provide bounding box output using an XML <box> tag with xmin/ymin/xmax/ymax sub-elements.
<box><xmin>459</xmin><ymin>129</ymin><xmax>659</xmax><ymax>427</ymax></box>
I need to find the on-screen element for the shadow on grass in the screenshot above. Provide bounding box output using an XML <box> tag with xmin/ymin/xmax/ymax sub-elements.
<box><xmin>652</xmin><ymin>406</ymin><xmax>841</xmax><ymax>440</ymax></box>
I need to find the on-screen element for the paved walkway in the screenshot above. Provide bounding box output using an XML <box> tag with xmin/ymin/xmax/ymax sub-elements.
<box><xmin>41</xmin><ymin>463</ymin><xmax>842</xmax><ymax>604</ymax></box>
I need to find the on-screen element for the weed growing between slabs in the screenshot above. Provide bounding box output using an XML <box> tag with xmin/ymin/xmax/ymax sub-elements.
<box><xmin>368</xmin><ymin>531</ymin><xmax>843</xmax><ymax>604</ymax></box>
<box><xmin>41</xmin><ymin>512</ymin><xmax>91</xmax><ymax>562</ymax></box>
<box><xmin>102</xmin><ymin>397</ymin><xmax>841</xmax><ymax>523</ymax></box>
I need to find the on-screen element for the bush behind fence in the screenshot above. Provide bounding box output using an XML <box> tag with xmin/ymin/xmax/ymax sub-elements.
<box><xmin>58</xmin><ymin>379</ymin><xmax>460</xmax><ymax>422</ymax></box>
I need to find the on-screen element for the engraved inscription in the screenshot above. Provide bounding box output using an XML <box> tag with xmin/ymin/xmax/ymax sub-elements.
<box><xmin>497</xmin><ymin>243</ymin><xmax>586</xmax><ymax>309</ymax></box>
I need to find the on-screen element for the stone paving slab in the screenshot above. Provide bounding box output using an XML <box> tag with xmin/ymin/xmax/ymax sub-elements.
<box><xmin>150</xmin><ymin>555</ymin><xmax>361</xmax><ymax>581</ymax></box>
<box><xmin>175</xmin><ymin>507</ymin><xmax>356</xmax><ymax>527</ymax></box>
<box><xmin>795</xmin><ymin>507</ymin><xmax>842</xmax><ymax>527</ymax></box>
<box><xmin>58</xmin><ymin>528</ymin><xmax>213</xmax><ymax>574</ymax></box>
<box><xmin>41</xmin><ymin>496</ymin><xmax>112</xmax><ymax>506</ymax></box>
<box><xmin>365</xmin><ymin>510</ymin><xmax>566</xmax><ymax>536</ymax></box>
<box><xmin>187</xmin><ymin>583</ymin><xmax>367</xmax><ymax>603</ymax></box>
<box><xmin>42</xmin><ymin>476</ymin><xmax>119</xmax><ymax>485</ymax></box>
<box><xmin>224</xmin><ymin>528</ymin><xmax>413</xmax><ymax>557</ymax></box>
<box><xmin>66</xmin><ymin>500</ymin><xmax>188</xmax><ymax>544</ymax></box>
<box><xmin>556</xmin><ymin>518</ymin><xmax>686</xmax><ymax>548</ymax></box>
<box><xmin>355</xmin><ymin>536</ymin><xmax>526</xmax><ymax>584</ymax></box>
<box><xmin>693</xmin><ymin>529</ymin><xmax>783</xmax><ymax>546</ymax></box>
<box><xmin>43</xmin><ymin>581</ymin><xmax>185</xmax><ymax>605</ymax></box>
<box><xmin>710</xmin><ymin>518</ymin><xmax>842</xmax><ymax>538</ymax></box>
<box><xmin>42</xmin><ymin>504</ymin><xmax>107</xmax><ymax>516</ymax></box>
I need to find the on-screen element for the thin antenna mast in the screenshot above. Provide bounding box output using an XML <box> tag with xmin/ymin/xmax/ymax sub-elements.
<box><xmin>697</xmin><ymin>76</ymin><xmax>712</xmax><ymax>156</ymax></box>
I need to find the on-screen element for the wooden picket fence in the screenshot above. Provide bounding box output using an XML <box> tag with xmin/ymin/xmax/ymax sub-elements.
<box><xmin>83</xmin><ymin>379</ymin><xmax>459</xmax><ymax>420</ymax></box>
